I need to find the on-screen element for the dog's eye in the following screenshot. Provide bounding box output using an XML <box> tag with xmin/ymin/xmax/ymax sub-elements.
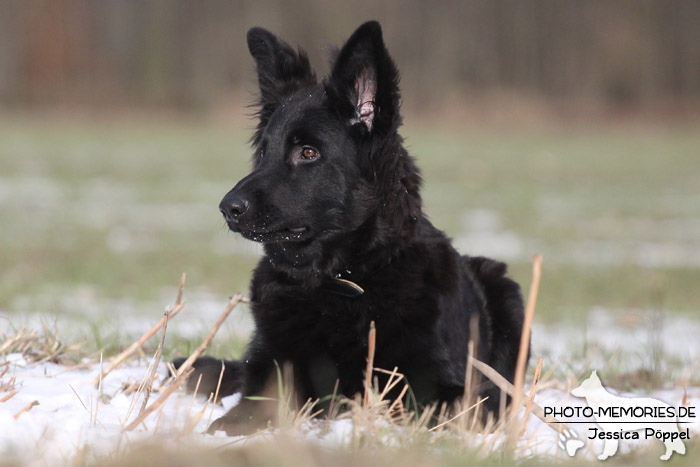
<box><xmin>292</xmin><ymin>145</ymin><xmax>320</xmax><ymax>166</ymax></box>
<box><xmin>301</xmin><ymin>147</ymin><xmax>319</xmax><ymax>160</ymax></box>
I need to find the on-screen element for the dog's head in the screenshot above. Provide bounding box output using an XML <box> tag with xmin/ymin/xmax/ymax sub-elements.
<box><xmin>220</xmin><ymin>21</ymin><xmax>421</xmax><ymax>271</ymax></box>
<box><xmin>571</xmin><ymin>370</ymin><xmax>603</xmax><ymax>398</ymax></box>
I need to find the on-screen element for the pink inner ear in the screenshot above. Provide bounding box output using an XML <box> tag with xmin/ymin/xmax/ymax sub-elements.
<box><xmin>354</xmin><ymin>71</ymin><xmax>376</xmax><ymax>131</ymax></box>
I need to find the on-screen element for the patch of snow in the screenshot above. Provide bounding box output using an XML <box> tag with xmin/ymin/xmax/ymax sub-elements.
<box><xmin>455</xmin><ymin>209</ymin><xmax>524</xmax><ymax>260</ymax></box>
<box><xmin>0</xmin><ymin>358</ymin><xmax>232</xmax><ymax>466</ymax></box>
<box><xmin>532</xmin><ymin>307</ymin><xmax>700</xmax><ymax>373</ymax></box>
<box><xmin>1</xmin><ymin>351</ymin><xmax>699</xmax><ymax>464</ymax></box>
<box><xmin>3</xmin><ymin>289</ymin><xmax>700</xmax><ymax>463</ymax></box>
<box><xmin>4</xmin><ymin>289</ymin><xmax>255</xmax><ymax>343</ymax></box>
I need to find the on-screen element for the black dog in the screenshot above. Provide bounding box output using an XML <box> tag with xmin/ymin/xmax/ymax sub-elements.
<box><xmin>178</xmin><ymin>21</ymin><xmax>527</xmax><ymax>435</ymax></box>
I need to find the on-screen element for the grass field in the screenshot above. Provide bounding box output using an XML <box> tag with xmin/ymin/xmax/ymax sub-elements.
<box><xmin>1</xmin><ymin>114</ymin><xmax>699</xmax><ymax>321</ymax></box>
<box><xmin>1</xmin><ymin>112</ymin><xmax>700</xmax><ymax>465</ymax></box>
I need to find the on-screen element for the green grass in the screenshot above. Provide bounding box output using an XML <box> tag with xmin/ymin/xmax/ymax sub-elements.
<box><xmin>3</xmin><ymin>112</ymin><xmax>700</xmax><ymax>467</ymax></box>
<box><xmin>409</xmin><ymin>123</ymin><xmax>700</xmax><ymax>320</ymax></box>
<box><xmin>1</xmin><ymin>114</ymin><xmax>699</xmax><ymax>324</ymax></box>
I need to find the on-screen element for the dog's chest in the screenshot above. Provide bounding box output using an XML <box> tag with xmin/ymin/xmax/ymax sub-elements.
<box><xmin>254</xmin><ymin>289</ymin><xmax>372</xmax><ymax>347</ymax></box>
<box><xmin>253</xmin><ymin>276</ymin><xmax>444</xmax><ymax>361</ymax></box>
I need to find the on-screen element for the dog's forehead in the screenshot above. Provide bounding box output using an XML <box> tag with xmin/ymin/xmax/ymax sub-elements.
<box><xmin>264</xmin><ymin>85</ymin><xmax>328</xmax><ymax>135</ymax></box>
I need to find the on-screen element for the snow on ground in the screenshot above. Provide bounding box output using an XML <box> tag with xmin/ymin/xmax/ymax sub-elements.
<box><xmin>532</xmin><ymin>306</ymin><xmax>700</xmax><ymax>374</ymax></box>
<box><xmin>1</xmin><ymin>352</ymin><xmax>699</xmax><ymax>464</ymax></box>
<box><xmin>0</xmin><ymin>354</ymin><xmax>384</xmax><ymax>465</ymax></box>
<box><xmin>7</xmin><ymin>287</ymin><xmax>700</xmax><ymax>373</ymax></box>
<box><xmin>455</xmin><ymin>208</ymin><xmax>700</xmax><ymax>268</ymax></box>
<box><xmin>2</xmin><ymin>297</ymin><xmax>700</xmax><ymax>464</ymax></box>
<box><xmin>0</xmin><ymin>354</ymin><xmax>227</xmax><ymax>466</ymax></box>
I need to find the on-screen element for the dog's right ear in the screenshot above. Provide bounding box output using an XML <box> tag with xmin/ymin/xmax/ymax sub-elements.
<box><xmin>327</xmin><ymin>21</ymin><xmax>400</xmax><ymax>138</ymax></box>
<box><xmin>247</xmin><ymin>27</ymin><xmax>317</xmax><ymax>145</ymax></box>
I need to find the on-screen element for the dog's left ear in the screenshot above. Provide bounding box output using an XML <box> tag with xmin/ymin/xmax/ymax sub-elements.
<box><xmin>247</xmin><ymin>27</ymin><xmax>317</xmax><ymax>145</ymax></box>
<box><xmin>327</xmin><ymin>21</ymin><xmax>400</xmax><ymax>136</ymax></box>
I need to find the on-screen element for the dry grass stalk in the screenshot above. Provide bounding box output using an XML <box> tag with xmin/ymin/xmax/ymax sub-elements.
<box><xmin>69</xmin><ymin>383</ymin><xmax>89</xmax><ymax>413</ymax></box>
<box><xmin>154</xmin><ymin>398</ymin><xmax>167</xmax><ymax>434</ymax></box>
<box><xmin>38</xmin><ymin>318</ymin><xmax>60</xmax><ymax>361</ymax></box>
<box><xmin>331</xmin><ymin>317</ymin><xmax>525</xmax><ymax>450</ymax></box>
<box><xmin>175</xmin><ymin>272</ymin><xmax>186</xmax><ymax>305</ymax></box>
<box><xmin>511</xmin><ymin>254</ymin><xmax>542</xmax><ymax>418</ymax></box>
<box><xmin>92</xmin><ymin>273</ymin><xmax>187</xmax><ymax>385</ymax></box>
<box><xmin>97</xmin><ymin>352</ymin><xmax>104</xmax><ymax>397</ymax></box>
<box><xmin>363</xmin><ymin>320</ymin><xmax>376</xmax><ymax>406</ymax></box>
<box><xmin>121</xmin><ymin>381</ymin><xmax>142</xmax><ymax>396</ymax></box>
<box><xmin>69</xmin><ymin>383</ymin><xmax>106</xmax><ymax>429</ymax></box>
<box><xmin>1</xmin><ymin>364</ymin><xmax>16</xmax><ymax>394</ymax></box>
<box><xmin>137</xmin><ymin>307</ymin><xmax>171</xmax><ymax>415</ymax></box>
<box><xmin>468</xmin><ymin>355</ymin><xmax>570</xmax><ymax>433</ymax></box>
<box><xmin>507</xmin><ymin>254</ymin><xmax>542</xmax><ymax>448</ymax></box>
<box><xmin>2</xmin><ymin>324</ymin><xmax>82</xmax><ymax>365</ymax></box>
<box><xmin>13</xmin><ymin>400</ymin><xmax>39</xmax><ymax>420</ymax></box>
<box><xmin>429</xmin><ymin>398</ymin><xmax>484</xmax><ymax>432</ymax></box>
<box><xmin>327</xmin><ymin>379</ymin><xmax>341</xmax><ymax>419</ymax></box>
<box><xmin>373</xmin><ymin>367</ymin><xmax>406</xmax><ymax>400</ymax></box>
<box><xmin>535</xmin><ymin>359</ymin><xmax>562</xmax><ymax>392</ymax></box>
<box><xmin>122</xmin><ymin>367</ymin><xmax>194</xmax><ymax>432</ymax></box>
<box><xmin>124</xmin><ymin>293</ymin><xmax>243</xmax><ymax>432</ymax></box>
<box><xmin>387</xmin><ymin>379</ymin><xmax>410</xmax><ymax>415</ymax></box>
<box><xmin>173</xmin><ymin>293</ymin><xmax>244</xmax><ymax>379</ymax></box>
<box><xmin>189</xmin><ymin>373</ymin><xmax>204</xmax><ymax>412</ymax></box>
<box><xmin>95</xmin><ymin>352</ymin><xmax>104</xmax><ymax>427</ymax></box>
<box><xmin>415</xmin><ymin>403</ymin><xmax>438</xmax><ymax>429</ymax></box>
<box><xmin>1</xmin><ymin>391</ymin><xmax>18</xmax><ymax>403</ymax></box>
<box><xmin>462</xmin><ymin>315</ymin><xmax>480</xmax><ymax>400</ymax></box>
<box><xmin>521</xmin><ymin>356</ymin><xmax>543</xmax><ymax>437</ymax></box>
<box><xmin>464</xmin><ymin>340</ymin><xmax>475</xmax><ymax>409</ymax></box>
<box><xmin>277</xmin><ymin>362</ymin><xmax>303</xmax><ymax>430</ymax></box>
<box><xmin>180</xmin><ymin>392</ymin><xmax>213</xmax><ymax>437</ymax></box>
<box><xmin>0</xmin><ymin>327</ymin><xmax>32</xmax><ymax>354</ymax></box>
<box><xmin>123</xmin><ymin>309</ymin><xmax>173</xmax><ymax>423</ymax></box>
<box><xmin>207</xmin><ymin>361</ymin><xmax>227</xmax><ymax>426</ymax></box>
<box><xmin>295</xmin><ymin>401</ymin><xmax>325</xmax><ymax>427</ymax></box>
<box><xmin>93</xmin><ymin>303</ymin><xmax>184</xmax><ymax>385</ymax></box>
<box><xmin>0</xmin><ymin>327</ymin><xmax>42</xmax><ymax>356</ymax></box>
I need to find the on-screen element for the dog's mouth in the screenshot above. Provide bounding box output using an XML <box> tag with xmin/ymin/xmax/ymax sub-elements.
<box><xmin>238</xmin><ymin>226</ymin><xmax>310</xmax><ymax>243</ymax></box>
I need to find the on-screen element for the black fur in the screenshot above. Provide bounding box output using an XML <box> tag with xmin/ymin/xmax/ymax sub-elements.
<box><xmin>178</xmin><ymin>21</ymin><xmax>528</xmax><ymax>435</ymax></box>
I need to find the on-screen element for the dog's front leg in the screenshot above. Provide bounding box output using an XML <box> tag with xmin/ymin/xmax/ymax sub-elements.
<box><xmin>598</xmin><ymin>437</ymin><xmax>619</xmax><ymax>460</ymax></box>
<box><xmin>207</xmin><ymin>356</ymin><xmax>278</xmax><ymax>436</ymax></box>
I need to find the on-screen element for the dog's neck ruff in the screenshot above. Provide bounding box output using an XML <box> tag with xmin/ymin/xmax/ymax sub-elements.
<box><xmin>320</xmin><ymin>248</ymin><xmax>396</xmax><ymax>298</ymax></box>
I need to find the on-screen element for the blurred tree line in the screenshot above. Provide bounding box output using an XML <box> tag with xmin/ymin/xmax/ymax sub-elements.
<box><xmin>0</xmin><ymin>0</ymin><xmax>698</xmax><ymax>111</ymax></box>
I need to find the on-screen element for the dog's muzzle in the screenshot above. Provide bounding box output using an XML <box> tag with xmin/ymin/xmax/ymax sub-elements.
<box><xmin>219</xmin><ymin>193</ymin><xmax>250</xmax><ymax>224</ymax></box>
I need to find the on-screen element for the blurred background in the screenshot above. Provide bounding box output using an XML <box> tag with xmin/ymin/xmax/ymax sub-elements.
<box><xmin>2</xmin><ymin>0</ymin><xmax>700</xmax><ymax>112</ymax></box>
<box><xmin>1</xmin><ymin>1</ymin><xmax>699</xmax><ymax>365</ymax></box>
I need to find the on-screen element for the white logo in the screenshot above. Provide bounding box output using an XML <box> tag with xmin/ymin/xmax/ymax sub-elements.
<box><xmin>558</xmin><ymin>429</ymin><xmax>585</xmax><ymax>457</ymax></box>
<box><xmin>566</xmin><ymin>370</ymin><xmax>687</xmax><ymax>461</ymax></box>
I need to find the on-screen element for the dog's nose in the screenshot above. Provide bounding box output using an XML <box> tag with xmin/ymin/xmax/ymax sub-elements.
<box><xmin>219</xmin><ymin>196</ymin><xmax>250</xmax><ymax>222</ymax></box>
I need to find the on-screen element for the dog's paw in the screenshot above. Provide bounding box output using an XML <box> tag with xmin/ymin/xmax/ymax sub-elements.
<box><xmin>206</xmin><ymin>409</ymin><xmax>271</xmax><ymax>437</ymax></box>
<box><xmin>206</xmin><ymin>416</ymin><xmax>232</xmax><ymax>436</ymax></box>
<box><xmin>558</xmin><ymin>429</ymin><xmax>585</xmax><ymax>457</ymax></box>
<box><xmin>206</xmin><ymin>415</ymin><xmax>251</xmax><ymax>436</ymax></box>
